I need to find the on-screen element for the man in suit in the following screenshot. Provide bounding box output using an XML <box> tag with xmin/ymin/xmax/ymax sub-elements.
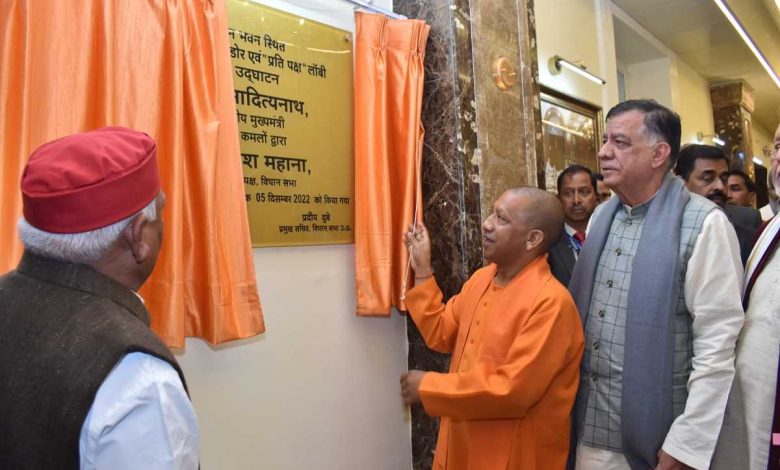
<box><xmin>675</xmin><ymin>144</ymin><xmax>756</xmax><ymax>264</ymax></box>
<box><xmin>0</xmin><ymin>128</ymin><xmax>199</xmax><ymax>469</ymax></box>
<box><xmin>549</xmin><ymin>165</ymin><xmax>599</xmax><ymax>286</ymax></box>
<box><xmin>713</xmin><ymin>122</ymin><xmax>780</xmax><ymax>469</ymax></box>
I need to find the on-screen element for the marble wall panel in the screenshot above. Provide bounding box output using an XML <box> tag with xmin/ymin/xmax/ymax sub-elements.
<box><xmin>394</xmin><ymin>0</ymin><xmax>481</xmax><ymax>468</ymax></box>
<box><xmin>469</xmin><ymin>0</ymin><xmax>543</xmax><ymax>217</ymax></box>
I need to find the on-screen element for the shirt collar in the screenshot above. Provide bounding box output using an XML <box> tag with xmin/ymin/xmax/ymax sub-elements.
<box><xmin>621</xmin><ymin>190</ymin><xmax>659</xmax><ymax>217</ymax></box>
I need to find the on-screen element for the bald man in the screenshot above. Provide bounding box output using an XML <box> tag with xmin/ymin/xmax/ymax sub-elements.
<box><xmin>400</xmin><ymin>187</ymin><xmax>585</xmax><ymax>470</ymax></box>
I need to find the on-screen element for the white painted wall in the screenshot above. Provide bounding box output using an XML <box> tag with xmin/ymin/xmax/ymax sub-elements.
<box><xmin>175</xmin><ymin>2</ymin><xmax>412</xmax><ymax>469</ymax></box>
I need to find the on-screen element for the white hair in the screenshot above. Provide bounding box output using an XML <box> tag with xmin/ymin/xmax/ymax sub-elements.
<box><xmin>18</xmin><ymin>196</ymin><xmax>159</xmax><ymax>264</ymax></box>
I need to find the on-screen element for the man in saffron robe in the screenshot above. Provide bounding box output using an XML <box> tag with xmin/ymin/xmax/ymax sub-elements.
<box><xmin>400</xmin><ymin>186</ymin><xmax>585</xmax><ymax>469</ymax></box>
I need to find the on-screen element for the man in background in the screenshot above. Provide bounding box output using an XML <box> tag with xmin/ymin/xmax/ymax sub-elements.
<box><xmin>549</xmin><ymin>165</ymin><xmax>598</xmax><ymax>286</ymax></box>
<box><xmin>594</xmin><ymin>172</ymin><xmax>611</xmax><ymax>203</ymax></box>
<box><xmin>0</xmin><ymin>127</ymin><xmax>199</xmax><ymax>469</ymax></box>
<box><xmin>727</xmin><ymin>169</ymin><xmax>757</xmax><ymax>208</ymax></box>
<box><xmin>674</xmin><ymin>144</ymin><xmax>756</xmax><ymax>264</ymax></box>
<box><xmin>401</xmin><ymin>187</ymin><xmax>584</xmax><ymax>470</ymax></box>
<box><xmin>571</xmin><ymin>100</ymin><xmax>743</xmax><ymax>470</ymax></box>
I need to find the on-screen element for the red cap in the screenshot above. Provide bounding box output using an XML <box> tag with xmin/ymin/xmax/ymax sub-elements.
<box><xmin>21</xmin><ymin>127</ymin><xmax>160</xmax><ymax>234</ymax></box>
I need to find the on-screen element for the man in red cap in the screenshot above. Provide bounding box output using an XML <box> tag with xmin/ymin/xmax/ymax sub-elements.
<box><xmin>0</xmin><ymin>127</ymin><xmax>199</xmax><ymax>469</ymax></box>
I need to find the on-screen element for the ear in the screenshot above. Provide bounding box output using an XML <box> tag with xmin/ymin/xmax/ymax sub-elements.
<box><xmin>525</xmin><ymin>229</ymin><xmax>545</xmax><ymax>252</ymax></box>
<box><xmin>124</xmin><ymin>214</ymin><xmax>151</xmax><ymax>264</ymax></box>
<box><xmin>651</xmin><ymin>141</ymin><xmax>672</xmax><ymax>169</ymax></box>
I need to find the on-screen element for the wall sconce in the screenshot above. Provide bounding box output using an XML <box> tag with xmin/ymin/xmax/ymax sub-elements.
<box><xmin>549</xmin><ymin>55</ymin><xmax>606</xmax><ymax>85</ymax></box>
<box><xmin>492</xmin><ymin>57</ymin><xmax>517</xmax><ymax>91</ymax></box>
<box><xmin>696</xmin><ymin>132</ymin><xmax>726</xmax><ymax>146</ymax></box>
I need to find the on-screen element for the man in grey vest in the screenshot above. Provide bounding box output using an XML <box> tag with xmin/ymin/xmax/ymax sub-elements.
<box><xmin>0</xmin><ymin>127</ymin><xmax>199</xmax><ymax>469</ymax></box>
<box><xmin>569</xmin><ymin>100</ymin><xmax>744</xmax><ymax>470</ymax></box>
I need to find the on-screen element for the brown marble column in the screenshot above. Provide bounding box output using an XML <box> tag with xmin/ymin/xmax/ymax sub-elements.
<box><xmin>711</xmin><ymin>80</ymin><xmax>756</xmax><ymax>176</ymax></box>
<box><xmin>393</xmin><ymin>0</ymin><xmax>543</xmax><ymax>468</ymax></box>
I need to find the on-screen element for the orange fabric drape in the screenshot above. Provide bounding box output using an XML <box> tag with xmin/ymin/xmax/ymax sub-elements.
<box><xmin>354</xmin><ymin>12</ymin><xmax>430</xmax><ymax>316</ymax></box>
<box><xmin>0</xmin><ymin>0</ymin><xmax>264</xmax><ymax>347</ymax></box>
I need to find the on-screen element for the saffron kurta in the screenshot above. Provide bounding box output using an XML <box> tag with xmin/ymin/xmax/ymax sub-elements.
<box><xmin>405</xmin><ymin>255</ymin><xmax>584</xmax><ymax>470</ymax></box>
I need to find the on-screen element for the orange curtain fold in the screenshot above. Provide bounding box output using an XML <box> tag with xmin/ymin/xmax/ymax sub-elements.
<box><xmin>0</xmin><ymin>0</ymin><xmax>264</xmax><ymax>347</ymax></box>
<box><xmin>354</xmin><ymin>12</ymin><xmax>430</xmax><ymax>316</ymax></box>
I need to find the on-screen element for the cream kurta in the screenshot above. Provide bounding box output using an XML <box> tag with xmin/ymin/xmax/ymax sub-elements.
<box><xmin>713</xmin><ymin>229</ymin><xmax>780</xmax><ymax>469</ymax></box>
<box><xmin>405</xmin><ymin>255</ymin><xmax>584</xmax><ymax>469</ymax></box>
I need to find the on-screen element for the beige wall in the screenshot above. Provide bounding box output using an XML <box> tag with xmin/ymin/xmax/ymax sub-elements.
<box><xmin>753</xmin><ymin>121</ymin><xmax>776</xmax><ymax>166</ymax></box>
<box><xmin>672</xmin><ymin>59</ymin><xmax>715</xmax><ymax>146</ymax></box>
<box><xmin>175</xmin><ymin>2</ymin><xmax>412</xmax><ymax>469</ymax></box>
<box><xmin>536</xmin><ymin>0</ymin><xmax>618</xmax><ymax>110</ymax></box>
<box><xmin>538</xmin><ymin>0</ymin><xmax>720</xmax><ymax>149</ymax></box>
<box><xmin>625</xmin><ymin>57</ymin><xmax>672</xmax><ymax>108</ymax></box>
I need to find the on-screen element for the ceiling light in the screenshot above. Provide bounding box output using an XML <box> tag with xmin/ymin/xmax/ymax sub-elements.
<box><xmin>549</xmin><ymin>55</ymin><xmax>606</xmax><ymax>85</ymax></box>
<box><xmin>713</xmin><ymin>0</ymin><xmax>780</xmax><ymax>89</ymax></box>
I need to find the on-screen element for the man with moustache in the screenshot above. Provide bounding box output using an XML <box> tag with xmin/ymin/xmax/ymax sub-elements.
<box><xmin>570</xmin><ymin>100</ymin><xmax>744</xmax><ymax>470</ymax></box>
<box><xmin>400</xmin><ymin>187</ymin><xmax>584</xmax><ymax>470</ymax></box>
<box><xmin>674</xmin><ymin>144</ymin><xmax>756</xmax><ymax>264</ymax></box>
<box><xmin>549</xmin><ymin>165</ymin><xmax>599</xmax><ymax>285</ymax></box>
<box><xmin>712</xmin><ymin>122</ymin><xmax>780</xmax><ymax>469</ymax></box>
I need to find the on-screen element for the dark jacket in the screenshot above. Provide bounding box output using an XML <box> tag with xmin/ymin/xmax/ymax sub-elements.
<box><xmin>0</xmin><ymin>251</ymin><xmax>186</xmax><ymax>470</ymax></box>
<box><xmin>548</xmin><ymin>229</ymin><xmax>577</xmax><ymax>287</ymax></box>
<box><xmin>733</xmin><ymin>222</ymin><xmax>757</xmax><ymax>266</ymax></box>
<box><xmin>724</xmin><ymin>204</ymin><xmax>762</xmax><ymax>229</ymax></box>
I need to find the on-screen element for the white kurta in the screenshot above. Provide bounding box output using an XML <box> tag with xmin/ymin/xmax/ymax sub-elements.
<box><xmin>713</xmin><ymin>218</ymin><xmax>780</xmax><ymax>469</ymax></box>
<box><xmin>78</xmin><ymin>352</ymin><xmax>200</xmax><ymax>469</ymax></box>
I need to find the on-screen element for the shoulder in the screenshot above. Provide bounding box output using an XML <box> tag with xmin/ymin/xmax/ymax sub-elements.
<box><xmin>724</xmin><ymin>204</ymin><xmax>762</xmax><ymax>228</ymax></box>
<box><xmin>81</xmin><ymin>352</ymin><xmax>193</xmax><ymax>441</ymax></box>
<box><xmin>94</xmin><ymin>352</ymin><xmax>186</xmax><ymax>404</ymax></box>
<box><xmin>532</xmin><ymin>266</ymin><xmax>579</xmax><ymax>319</ymax></box>
<box><xmin>80</xmin><ymin>352</ymin><xmax>198</xmax><ymax>468</ymax></box>
<box><xmin>549</xmin><ymin>229</ymin><xmax>569</xmax><ymax>252</ymax></box>
<box><xmin>682</xmin><ymin>194</ymin><xmax>719</xmax><ymax>229</ymax></box>
<box><xmin>470</xmin><ymin>265</ymin><xmax>495</xmax><ymax>281</ymax></box>
<box><xmin>685</xmin><ymin>193</ymin><xmax>719</xmax><ymax>213</ymax></box>
<box><xmin>533</xmin><ymin>276</ymin><xmax>583</xmax><ymax>338</ymax></box>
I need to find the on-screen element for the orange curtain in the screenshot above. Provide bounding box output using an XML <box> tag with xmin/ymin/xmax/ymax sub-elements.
<box><xmin>354</xmin><ymin>12</ymin><xmax>430</xmax><ymax>316</ymax></box>
<box><xmin>0</xmin><ymin>0</ymin><xmax>264</xmax><ymax>347</ymax></box>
